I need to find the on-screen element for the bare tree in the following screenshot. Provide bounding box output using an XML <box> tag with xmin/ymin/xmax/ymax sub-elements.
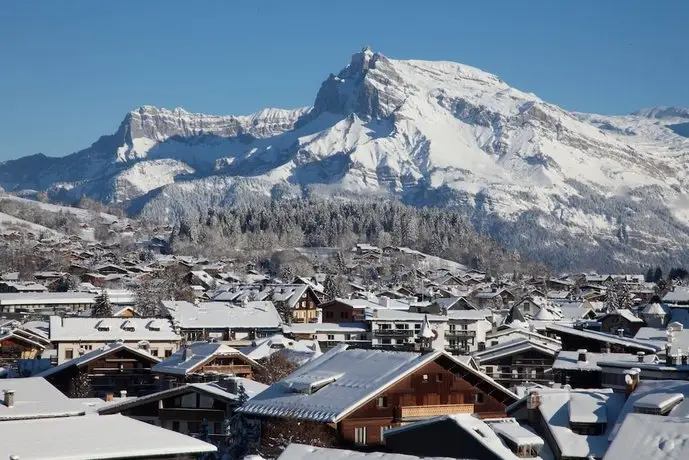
<box><xmin>257</xmin><ymin>419</ymin><xmax>338</xmax><ymax>459</ymax></box>
<box><xmin>253</xmin><ymin>353</ymin><xmax>298</xmax><ymax>385</ymax></box>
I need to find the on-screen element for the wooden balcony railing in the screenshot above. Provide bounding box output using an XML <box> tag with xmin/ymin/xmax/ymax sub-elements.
<box><xmin>397</xmin><ymin>404</ymin><xmax>474</xmax><ymax>420</ymax></box>
<box><xmin>446</xmin><ymin>330</ymin><xmax>476</xmax><ymax>338</ymax></box>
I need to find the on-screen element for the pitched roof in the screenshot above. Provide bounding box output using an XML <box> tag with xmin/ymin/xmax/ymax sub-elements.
<box><xmin>473</xmin><ymin>339</ymin><xmax>560</xmax><ymax>363</ymax></box>
<box><xmin>0</xmin><ymin>414</ymin><xmax>216</xmax><ymax>459</ymax></box>
<box><xmin>240</xmin><ymin>334</ymin><xmax>322</xmax><ymax>362</ymax></box>
<box><xmin>49</xmin><ymin>316</ymin><xmax>180</xmax><ymax>342</ymax></box>
<box><xmin>239</xmin><ymin>345</ymin><xmax>516</xmax><ymax>423</ymax></box>
<box><xmin>162</xmin><ymin>300</ymin><xmax>282</xmax><ymax>329</ymax></box>
<box><xmin>0</xmin><ymin>377</ymin><xmax>87</xmax><ymax>421</ymax></box>
<box><xmin>277</xmin><ymin>444</ymin><xmax>454</xmax><ymax>460</ymax></box>
<box><xmin>36</xmin><ymin>342</ymin><xmax>160</xmax><ymax>378</ymax></box>
<box><xmin>152</xmin><ymin>341</ymin><xmax>257</xmax><ymax>376</ymax></box>
<box><xmin>545</xmin><ymin>324</ymin><xmax>662</xmax><ymax>353</ymax></box>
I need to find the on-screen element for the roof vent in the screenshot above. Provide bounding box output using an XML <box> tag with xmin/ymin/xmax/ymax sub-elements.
<box><xmin>3</xmin><ymin>390</ymin><xmax>15</xmax><ymax>408</ymax></box>
<box><xmin>577</xmin><ymin>349</ymin><xmax>587</xmax><ymax>363</ymax></box>
<box><xmin>121</xmin><ymin>320</ymin><xmax>135</xmax><ymax>332</ymax></box>
<box><xmin>637</xmin><ymin>351</ymin><xmax>645</xmax><ymax>363</ymax></box>
<box><xmin>95</xmin><ymin>320</ymin><xmax>111</xmax><ymax>332</ymax></box>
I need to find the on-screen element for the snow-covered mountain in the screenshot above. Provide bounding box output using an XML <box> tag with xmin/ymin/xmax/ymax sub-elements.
<box><xmin>3</xmin><ymin>47</ymin><xmax>689</xmax><ymax>270</ymax></box>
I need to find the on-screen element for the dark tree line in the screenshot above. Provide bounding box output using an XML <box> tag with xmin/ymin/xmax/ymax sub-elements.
<box><xmin>167</xmin><ymin>199</ymin><xmax>545</xmax><ymax>276</ymax></box>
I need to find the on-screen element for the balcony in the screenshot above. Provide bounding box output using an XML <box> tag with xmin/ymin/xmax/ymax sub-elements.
<box><xmin>446</xmin><ymin>329</ymin><xmax>476</xmax><ymax>338</ymax></box>
<box><xmin>397</xmin><ymin>404</ymin><xmax>475</xmax><ymax>421</ymax></box>
<box><xmin>375</xmin><ymin>329</ymin><xmax>415</xmax><ymax>337</ymax></box>
<box><xmin>159</xmin><ymin>408</ymin><xmax>225</xmax><ymax>422</ymax></box>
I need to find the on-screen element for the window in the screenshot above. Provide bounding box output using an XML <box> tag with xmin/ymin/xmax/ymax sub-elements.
<box><xmin>82</xmin><ymin>345</ymin><xmax>93</xmax><ymax>351</ymax></box>
<box><xmin>214</xmin><ymin>422</ymin><xmax>223</xmax><ymax>434</ymax></box>
<box><xmin>478</xmin><ymin>342</ymin><xmax>486</xmax><ymax>351</ymax></box>
<box><xmin>436</xmin><ymin>373</ymin><xmax>444</xmax><ymax>382</ymax></box>
<box><xmin>165</xmin><ymin>349</ymin><xmax>173</xmax><ymax>358</ymax></box>
<box><xmin>187</xmin><ymin>421</ymin><xmax>201</xmax><ymax>434</ymax></box>
<box><xmin>354</xmin><ymin>426</ymin><xmax>367</xmax><ymax>445</ymax></box>
<box><xmin>377</xmin><ymin>396</ymin><xmax>388</xmax><ymax>408</ymax></box>
<box><xmin>380</xmin><ymin>425</ymin><xmax>392</xmax><ymax>441</ymax></box>
<box><xmin>327</xmin><ymin>335</ymin><xmax>335</xmax><ymax>341</ymax></box>
<box><xmin>181</xmin><ymin>393</ymin><xmax>197</xmax><ymax>408</ymax></box>
<box><xmin>485</xmin><ymin>366</ymin><xmax>494</xmax><ymax>376</ymax></box>
<box><xmin>340</xmin><ymin>312</ymin><xmax>349</xmax><ymax>319</ymax></box>
<box><xmin>65</xmin><ymin>349</ymin><xmax>74</xmax><ymax>360</ymax></box>
<box><xmin>150</xmin><ymin>348</ymin><xmax>159</xmax><ymax>357</ymax></box>
<box><xmin>422</xmin><ymin>374</ymin><xmax>429</xmax><ymax>383</ymax></box>
<box><xmin>414</xmin><ymin>323</ymin><xmax>421</xmax><ymax>329</ymax></box>
<box><xmin>326</xmin><ymin>311</ymin><xmax>334</xmax><ymax>319</ymax></box>
<box><xmin>473</xmin><ymin>392</ymin><xmax>485</xmax><ymax>404</ymax></box>
<box><xmin>382</xmin><ymin>338</ymin><xmax>391</xmax><ymax>345</ymax></box>
<box><xmin>491</xmin><ymin>340</ymin><xmax>499</xmax><ymax>346</ymax></box>
<box><xmin>172</xmin><ymin>421</ymin><xmax>180</xmax><ymax>432</ymax></box>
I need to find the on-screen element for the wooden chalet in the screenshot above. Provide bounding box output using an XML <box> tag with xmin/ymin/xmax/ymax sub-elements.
<box><xmin>239</xmin><ymin>346</ymin><xmax>518</xmax><ymax>447</ymax></box>
<box><xmin>472</xmin><ymin>339</ymin><xmax>561</xmax><ymax>388</ymax></box>
<box><xmin>36</xmin><ymin>342</ymin><xmax>161</xmax><ymax>398</ymax></box>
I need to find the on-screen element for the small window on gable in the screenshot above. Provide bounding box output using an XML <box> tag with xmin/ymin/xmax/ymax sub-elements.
<box><xmin>473</xmin><ymin>392</ymin><xmax>485</xmax><ymax>404</ymax></box>
<box><xmin>436</xmin><ymin>373</ymin><xmax>444</xmax><ymax>382</ymax></box>
<box><xmin>377</xmin><ymin>396</ymin><xmax>388</xmax><ymax>408</ymax></box>
<box><xmin>422</xmin><ymin>374</ymin><xmax>429</xmax><ymax>383</ymax></box>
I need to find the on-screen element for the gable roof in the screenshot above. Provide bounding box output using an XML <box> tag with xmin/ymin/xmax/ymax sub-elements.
<box><xmin>239</xmin><ymin>345</ymin><xmax>517</xmax><ymax>423</ymax></box>
<box><xmin>162</xmin><ymin>300</ymin><xmax>282</xmax><ymax>329</ymax></box>
<box><xmin>0</xmin><ymin>414</ymin><xmax>216</xmax><ymax>459</ymax></box>
<box><xmin>152</xmin><ymin>341</ymin><xmax>258</xmax><ymax>376</ymax></box>
<box><xmin>473</xmin><ymin>339</ymin><xmax>560</xmax><ymax>363</ymax></box>
<box><xmin>49</xmin><ymin>316</ymin><xmax>180</xmax><ymax>342</ymax></box>
<box><xmin>545</xmin><ymin>324</ymin><xmax>662</xmax><ymax>353</ymax></box>
<box><xmin>0</xmin><ymin>377</ymin><xmax>87</xmax><ymax>421</ymax></box>
<box><xmin>36</xmin><ymin>342</ymin><xmax>160</xmax><ymax>379</ymax></box>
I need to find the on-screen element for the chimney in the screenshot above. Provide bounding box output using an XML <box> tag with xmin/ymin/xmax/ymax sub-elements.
<box><xmin>183</xmin><ymin>346</ymin><xmax>193</xmax><ymax>361</ymax></box>
<box><xmin>617</xmin><ymin>328</ymin><xmax>625</xmax><ymax>337</ymax></box>
<box><xmin>683</xmin><ymin>355</ymin><xmax>688</xmax><ymax>366</ymax></box>
<box><xmin>10</xmin><ymin>455</ymin><xmax>20</xmax><ymax>460</ymax></box>
<box><xmin>666</xmin><ymin>344</ymin><xmax>673</xmax><ymax>366</ymax></box>
<box><xmin>602</xmin><ymin>343</ymin><xmax>611</xmax><ymax>354</ymax></box>
<box><xmin>624</xmin><ymin>368</ymin><xmax>641</xmax><ymax>397</ymax></box>
<box><xmin>526</xmin><ymin>391</ymin><xmax>541</xmax><ymax>425</ymax></box>
<box><xmin>3</xmin><ymin>390</ymin><xmax>15</xmax><ymax>408</ymax></box>
<box><xmin>105</xmin><ymin>393</ymin><xmax>114</xmax><ymax>402</ymax></box>
<box><xmin>637</xmin><ymin>351</ymin><xmax>645</xmax><ymax>363</ymax></box>
<box><xmin>119</xmin><ymin>390</ymin><xmax>127</xmax><ymax>398</ymax></box>
<box><xmin>577</xmin><ymin>349</ymin><xmax>588</xmax><ymax>363</ymax></box>
<box><xmin>677</xmin><ymin>348</ymin><xmax>683</xmax><ymax>366</ymax></box>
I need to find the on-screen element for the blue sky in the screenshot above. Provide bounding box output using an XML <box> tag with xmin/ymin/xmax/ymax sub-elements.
<box><xmin>1</xmin><ymin>0</ymin><xmax>687</xmax><ymax>159</ymax></box>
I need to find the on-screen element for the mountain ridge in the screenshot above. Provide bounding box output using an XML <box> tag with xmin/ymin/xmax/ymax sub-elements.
<box><xmin>2</xmin><ymin>47</ymin><xmax>689</xmax><ymax>271</ymax></box>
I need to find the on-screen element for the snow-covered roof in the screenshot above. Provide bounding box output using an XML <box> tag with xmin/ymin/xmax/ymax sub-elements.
<box><xmin>490</xmin><ymin>421</ymin><xmax>544</xmax><ymax>446</ymax></box>
<box><xmin>553</xmin><ymin>350</ymin><xmax>654</xmax><ymax>372</ymax></box>
<box><xmin>604</xmin><ymin>413</ymin><xmax>689</xmax><ymax>460</ymax></box>
<box><xmin>446</xmin><ymin>309</ymin><xmax>493</xmax><ymax>320</ymax></box>
<box><xmin>473</xmin><ymin>338</ymin><xmax>560</xmax><ymax>363</ymax></box>
<box><xmin>642</xmin><ymin>303</ymin><xmax>666</xmax><ymax>315</ymax></box>
<box><xmin>0</xmin><ymin>414</ymin><xmax>216</xmax><ymax>459</ymax></box>
<box><xmin>604</xmin><ymin>308</ymin><xmax>644</xmax><ymax>323</ymax></box>
<box><xmin>0</xmin><ymin>291</ymin><xmax>133</xmax><ymax>306</ymax></box>
<box><xmin>241</xmin><ymin>334</ymin><xmax>322</xmax><ymax>361</ymax></box>
<box><xmin>162</xmin><ymin>300</ymin><xmax>282</xmax><ymax>329</ymax></box>
<box><xmin>0</xmin><ymin>377</ymin><xmax>87</xmax><ymax>420</ymax></box>
<box><xmin>545</xmin><ymin>324</ymin><xmax>663</xmax><ymax>352</ymax></box>
<box><xmin>568</xmin><ymin>392</ymin><xmax>608</xmax><ymax>424</ymax></box>
<box><xmin>662</xmin><ymin>287</ymin><xmax>689</xmax><ymax>304</ymax></box>
<box><xmin>36</xmin><ymin>342</ymin><xmax>160</xmax><ymax>378</ymax></box>
<box><xmin>152</xmin><ymin>341</ymin><xmax>257</xmax><ymax>376</ymax></box>
<box><xmin>240</xmin><ymin>345</ymin><xmax>516</xmax><ymax>423</ymax></box>
<box><xmin>533</xmin><ymin>388</ymin><xmax>625</xmax><ymax>458</ymax></box>
<box><xmin>366</xmin><ymin>308</ymin><xmax>447</xmax><ymax>322</ymax></box>
<box><xmin>609</xmin><ymin>380</ymin><xmax>689</xmax><ymax>442</ymax></box>
<box><xmin>49</xmin><ymin>316</ymin><xmax>180</xmax><ymax>342</ymax></box>
<box><xmin>277</xmin><ymin>444</ymin><xmax>454</xmax><ymax>460</ymax></box>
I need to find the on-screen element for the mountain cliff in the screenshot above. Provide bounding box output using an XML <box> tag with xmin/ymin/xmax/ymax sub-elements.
<box><xmin>3</xmin><ymin>47</ymin><xmax>689</xmax><ymax>270</ymax></box>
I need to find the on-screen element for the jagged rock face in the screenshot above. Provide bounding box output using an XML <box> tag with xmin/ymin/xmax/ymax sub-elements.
<box><xmin>313</xmin><ymin>48</ymin><xmax>409</xmax><ymax>120</ymax></box>
<box><xmin>2</xmin><ymin>48</ymin><xmax>689</xmax><ymax>270</ymax></box>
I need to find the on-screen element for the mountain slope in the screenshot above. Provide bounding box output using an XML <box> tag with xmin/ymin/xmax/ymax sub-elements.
<box><xmin>2</xmin><ymin>47</ymin><xmax>689</xmax><ymax>270</ymax></box>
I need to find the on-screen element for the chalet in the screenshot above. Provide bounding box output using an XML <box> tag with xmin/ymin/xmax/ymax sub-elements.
<box><xmin>272</xmin><ymin>284</ymin><xmax>320</xmax><ymax>324</ymax></box>
<box><xmin>0</xmin><ymin>327</ymin><xmax>46</xmax><ymax>361</ymax></box>
<box><xmin>599</xmin><ymin>309</ymin><xmax>645</xmax><ymax>336</ymax></box>
<box><xmin>552</xmin><ymin>349</ymin><xmax>657</xmax><ymax>389</ymax></box>
<box><xmin>184</xmin><ymin>270</ymin><xmax>217</xmax><ymax>290</ymax></box>
<box><xmin>662</xmin><ymin>286</ymin><xmax>689</xmax><ymax>306</ymax></box>
<box><xmin>98</xmin><ymin>377</ymin><xmax>267</xmax><ymax>440</ymax></box>
<box><xmin>49</xmin><ymin>316</ymin><xmax>181</xmax><ymax>364</ymax></box>
<box><xmin>161</xmin><ymin>300</ymin><xmax>282</xmax><ymax>342</ymax></box>
<box><xmin>445</xmin><ymin>309</ymin><xmax>492</xmax><ymax>354</ymax></box>
<box><xmin>152</xmin><ymin>341</ymin><xmax>260</xmax><ymax>385</ymax></box>
<box><xmin>507</xmin><ymin>388</ymin><xmax>626</xmax><ymax>460</ymax></box>
<box><xmin>92</xmin><ymin>263</ymin><xmax>129</xmax><ymax>275</ymax></box>
<box><xmin>472</xmin><ymin>339</ymin><xmax>560</xmax><ymax>388</ymax></box>
<box><xmin>240</xmin><ymin>333</ymin><xmax>322</xmax><ymax>363</ymax></box>
<box><xmin>0</xmin><ymin>414</ymin><xmax>216</xmax><ymax>459</ymax></box>
<box><xmin>384</xmin><ymin>414</ymin><xmax>549</xmax><ymax>459</ymax></box>
<box><xmin>284</xmin><ymin>322</ymin><xmax>370</xmax><ymax>350</ymax></box>
<box><xmin>238</xmin><ymin>345</ymin><xmax>518</xmax><ymax>447</ymax></box>
<box><xmin>37</xmin><ymin>342</ymin><xmax>161</xmax><ymax>398</ymax></box>
<box><xmin>545</xmin><ymin>324</ymin><xmax>662</xmax><ymax>355</ymax></box>
<box><xmin>0</xmin><ymin>281</ymin><xmax>48</xmax><ymax>293</ymax></box>
<box><xmin>319</xmin><ymin>298</ymin><xmax>378</xmax><ymax>323</ymax></box>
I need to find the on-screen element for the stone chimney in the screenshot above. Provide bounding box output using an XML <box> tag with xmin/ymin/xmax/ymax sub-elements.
<box><xmin>527</xmin><ymin>391</ymin><xmax>541</xmax><ymax>425</ymax></box>
<box><xmin>577</xmin><ymin>349</ymin><xmax>587</xmax><ymax>363</ymax></box>
<box><xmin>119</xmin><ymin>390</ymin><xmax>127</xmax><ymax>398</ymax></box>
<box><xmin>183</xmin><ymin>346</ymin><xmax>193</xmax><ymax>361</ymax></box>
<box><xmin>3</xmin><ymin>390</ymin><xmax>15</xmax><ymax>408</ymax></box>
<box><xmin>624</xmin><ymin>368</ymin><xmax>641</xmax><ymax>397</ymax></box>
<box><xmin>637</xmin><ymin>351</ymin><xmax>645</xmax><ymax>363</ymax></box>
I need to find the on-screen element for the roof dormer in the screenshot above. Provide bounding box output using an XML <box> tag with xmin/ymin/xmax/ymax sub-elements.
<box><xmin>95</xmin><ymin>320</ymin><xmax>111</xmax><ymax>332</ymax></box>
<box><xmin>633</xmin><ymin>393</ymin><xmax>684</xmax><ymax>416</ymax></box>
<box><xmin>121</xmin><ymin>320</ymin><xmax>135</xmax><ymax>332</ymax></box>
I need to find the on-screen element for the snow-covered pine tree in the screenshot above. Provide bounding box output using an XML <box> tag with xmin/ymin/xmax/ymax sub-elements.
<box><xmin>91</xmin><ymin>290</ymin><xmax>113</xmax><ymax>317</ymax></box>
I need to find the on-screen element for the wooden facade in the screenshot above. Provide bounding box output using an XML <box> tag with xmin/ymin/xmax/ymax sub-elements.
<box><xmin>478</xmin><ymin>349</ymin><xmax>556</xmax><ymax>388</ymax></box>
<box><xmin>45</xmin><ymin>347</ymin><xmax>160</xmax><ymax>398</ymax></box>
<box><xmin>320</xmin><ymin>300</ymin><xmax>363</xmax><ymax>323</ymax></box>
<box><xmin>290</xmin><ymin>287</ymin><xmax>320</xmax><ymax>324</ymax></box>
<box><xmin>336</xmin><ymin>355</ymin><xmax>512</xmax><ymax>446</ymax></box>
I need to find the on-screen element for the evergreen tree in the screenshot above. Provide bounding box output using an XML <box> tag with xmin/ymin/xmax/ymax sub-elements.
<box><xmin>653</xmin><ymin>266</ymin><xmax>663</xmax><ymax>283</ymax></box>
<box><xmin>323</xmin><ymin>275</ymin><xmax>340</xmax><ymax>301</ymax></box>
<box><xmin>91</xmin><ymin>291</ymin><xmax>113</xmax><ymax>317</ymax></box>
<box><xmin>645</xmin><ymin>267</ymin><xmax>654</xmax><ymax>283</ymax></box>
